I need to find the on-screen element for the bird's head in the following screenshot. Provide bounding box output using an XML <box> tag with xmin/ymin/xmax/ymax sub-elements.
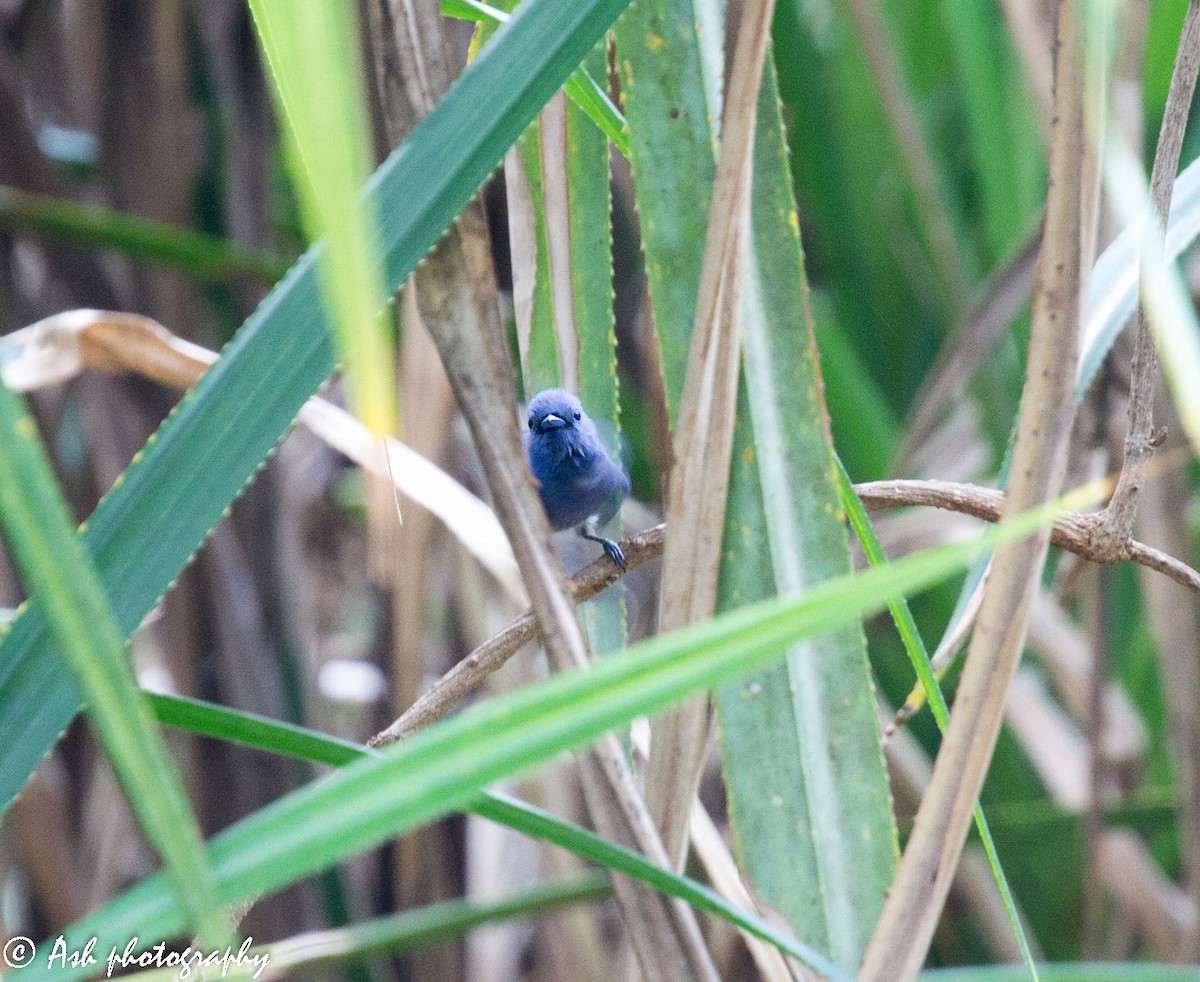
<box><xmin>526</xmin><ymin>388</ymin><xmax>591</xmax><ymax>463</ymax></box>
<box><xmin>527</xmin><ymin>388</ymin><xmax>583</xmax><ymax>434</ymax></box>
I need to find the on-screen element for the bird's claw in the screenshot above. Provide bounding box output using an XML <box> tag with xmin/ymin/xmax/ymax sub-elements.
<box><xmin>578</xmin><ymin>523</ymin><xmax>627</xmax><ymax>569</ymax></box>
<box><xmin>600</xmin><ymin>536</ymin><xmax>626</xmax><ymax>570</ymax></box>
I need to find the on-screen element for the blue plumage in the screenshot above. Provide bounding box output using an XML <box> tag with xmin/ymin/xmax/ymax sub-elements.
<box><xmin>524</xmin><ymin>388</ymin><xmax>631</xmax><ymax>567</ymax></box>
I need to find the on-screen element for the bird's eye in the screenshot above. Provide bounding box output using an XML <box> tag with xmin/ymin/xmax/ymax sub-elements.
<box><xmin>573</xmin><ymin>410</ymin><xmax>581</xmax><ymax>421</ymax></box>
<box><xmin>528</xmin><ymin>418</ymin><xmax>534</xmax><ymax>430</ymax></box>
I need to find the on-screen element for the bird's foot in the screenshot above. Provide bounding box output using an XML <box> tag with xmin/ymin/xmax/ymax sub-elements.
<box><xmin>599</xmin><ymin>536</ymin><xmax>626</xmax><ymax>570</ymax></box>
<box><xmin>579</xmin><ymin>525</ymin><xmax>626</xmax><ymax>569</ymax></box>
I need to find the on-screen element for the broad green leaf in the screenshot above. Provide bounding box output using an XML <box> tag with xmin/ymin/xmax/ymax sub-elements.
<box><xmin>143</xmin><ymin>692</ymin><xmax>849</xmax><ymax>981</ymax></box>
<box><xmin>570</xmin><ymin>42</ymin><xmax>620</xmax><ymax>440</ymax></box>
<box><xmin>248</xmin><ymin>0</ymin><xmax>394</xmax><ymax>435</ymax></box>
<box><xmin>0</xmin><ymin>0</ymin><xmax>639</xmax><ymax>821</ymax></box>
<box><xmin>28</xmin><ymin>509</ymin><xmax>1060</xmax><ymax>982</ymax></box>
<box><xmin>0</xmin><ymin>379</ymin><xmax>226</xmax><ymax>947</ymax></box>
<box><xmin>712</xmin><ymin>55</ymin><xmax>897</xmax><ymax>970</ymax></box>
<box><xmin>568</xmin><ymin>42</ymin><xmax>626</xmax><ymax>655</ymax></box>
<box><xmin>0</xmin><ymin>186</ymin><xmax>290</xmax><ymax>284</ymax></box>
<box><xmin>613</xmin><ymin>0</ymin><xmax>721</xmax><ymax>425</ymax></box>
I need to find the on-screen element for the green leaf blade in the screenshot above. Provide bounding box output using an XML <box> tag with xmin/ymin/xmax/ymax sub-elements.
<box><xmin>713</xmin><ymin>53</ymin><xmax>898</xmax><ymax>970</ymax></box>
<box><xmin>249</xmin><ymin>0</ymin><xmax>394</xmax><ymax>433</ymax></box>
<box><xmin>30</xmin><ymin>514</ymin><xmax>1038</xmax><ymax>982</ymax></box>
<box><xmin>0</xmin><ymin>381</ymin><xmax>227</xmax><ymax>947</ymax></box>
<box><xmin>569</xmin><ymin>41</ymin><xmax>626</xmax><ymax>655</ymax></box>
<box><xmin>613</xmin><ymin>0</ymin><xmax>720</xmax><ymax>425</ymax></box>
<box><xmin>0</xmin><ymin>0</ymin><xmax>637</xmax><ymax>820</ymax></box>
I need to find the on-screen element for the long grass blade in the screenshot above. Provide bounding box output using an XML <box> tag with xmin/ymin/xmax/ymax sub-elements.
<box><xmin>248</xmin><ymin>0</ymin><xmax>394</xmax><ymax>435</ymax></box>
<box><xmin>25</xmin><ymin>498</ymin><xmax>1067</xmax><ymax>982</ymax></box>
<box><xmin>144</xmin><ymin>691</ymin><xmax>849</xmax><ymax>981</ymax></box>
<box><xmin>0</xmin><ymin>379</ymin><xmax>227</xmax><ymax>947</ymax></box>
<box><xmin>0</xmin><ymin>0</ymin><xmax>637</xmax><ymax>821</ymax></box>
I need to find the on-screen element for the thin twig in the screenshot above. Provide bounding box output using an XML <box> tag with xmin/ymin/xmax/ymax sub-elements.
<box><xmin>369</xmin><ymin>524</ymin><xmax>666</xmax><ymax>745</ymax></box>
<box><xmin>371</xmin><ymin>475</ymin><xmax>1200</xmax><ymax>748</ymax></box>
<box><xmin>1101</xmin><ymin>0</ymin><xmax>1200</xmax><ymax>546</ymax></box>
<box><xmin>855</xmin><ymin>479</ymin><xmax>1200</xmax><ymax>595</ymax></box>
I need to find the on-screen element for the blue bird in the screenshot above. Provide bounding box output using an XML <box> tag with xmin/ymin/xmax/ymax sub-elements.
<box><xmin>525</xmin><ymin>388</ymin><xmax>631</xmax><ymax>568</ymax></box>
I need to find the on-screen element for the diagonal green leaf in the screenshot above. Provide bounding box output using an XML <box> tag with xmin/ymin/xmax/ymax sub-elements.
<box><xmin>0</xmin><ymin>379</ymin><xmax>227</xmax><ymax>947</ymax></box>
<box><xmin>27</xmin><ymin>507</ymin><xmax>1066</xmax><ymax>982</ymax></box>
<box><xmin>120</xmin><ymin>875</ymin><xmax>612</xmax><ymax>981</ymax></box>
<box><xmin>0</xmin><ymin>0</ymin><xmax>638</xmax><ymax>821</ymax></box>
<box><xmin>143</xmin><ymin>692</ymin><xmax>848</xmax><ymax>981</ymax></box>
<box><xmin>712</xmin><ymin>52</ymin><xmax>897</xmax><ymax>971</ymax></box>
<box><xmin>613</xmin><ymin>0</ymin><xmax>721</xmax><ymax>425</ymax></box>
<box><xmin>921</xmin><ymin>967</ymin><xmax>1200</xmax><ymax>982</ymax></box>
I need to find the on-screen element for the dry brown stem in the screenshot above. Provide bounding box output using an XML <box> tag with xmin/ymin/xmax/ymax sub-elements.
<box><xmin>366</xmin><ymin>4</ymin><xmax>717</xmax><ymax>978</ymax></box>
<box><xmin>645</xmin><ymin>0</ymin><xmax>776</xmax><ymax>871</ymax></box>
<box><xmin>861</xmin><ymin>4</ymin><xmax>1095</xmax><ymax>974</ymax></box>
<box><xmin>1100</xmin><ymin>0</ymin><xmax>1200</xmax><ymax>547</ymax></box>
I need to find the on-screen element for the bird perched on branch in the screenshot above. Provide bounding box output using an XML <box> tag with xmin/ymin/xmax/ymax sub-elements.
<box><xmin>525</xmin><ymin>387</ymin><xmax>630</xmax><ymax>568</ymax></box>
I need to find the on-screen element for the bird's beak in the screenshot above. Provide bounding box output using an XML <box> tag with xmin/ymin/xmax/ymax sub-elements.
<box><xmin>537</xmin><ymin>414</ymin><xmax>566</xmax><ymax>431</ymax></box>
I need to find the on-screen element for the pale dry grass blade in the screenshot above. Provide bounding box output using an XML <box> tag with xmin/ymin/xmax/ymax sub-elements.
<box><xmin>645</xmin><ymin>0</ymin><xmax>777</xmax><ymax>871</ymax></box>
<box><xmin>861</xmin><ymin>5</ymin><xmax>1099</xmax><ymax>977</ymax></box>
<box><xmin>0</xmin><ymin>308</ymin><xmax>526</xmax><ymax>603</ymax></box>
